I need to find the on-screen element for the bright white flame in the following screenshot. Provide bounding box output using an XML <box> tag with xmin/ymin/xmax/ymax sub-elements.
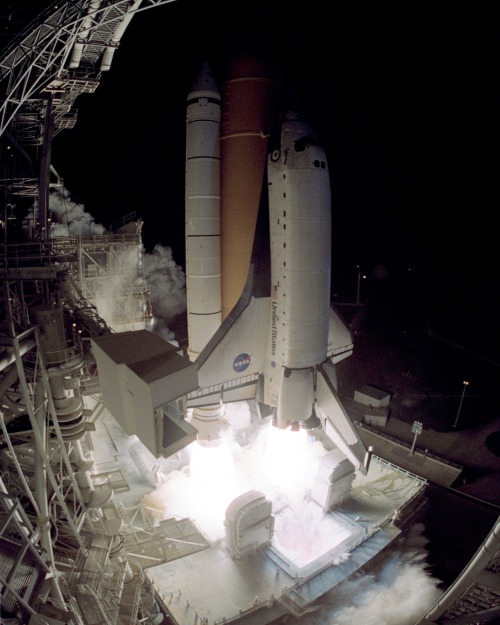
<box><xmin>143</xmin><ymin>413</ymin><xmax>328</xmax><ymax>543</ymax></box>
<box><xmin>143</xmin><ymin>436</ymin><xmax>240</xmax><ymax>541</ymax></box>
<box><xmin>188</xmin><ymin>440</ymin><xmax>238</xmax><ymax>518</ymax></box>
<box><xmin>262</xmin><ymin>425</ymin><xmax>312</xmax><ymax>493</ymax></box>
<box><xmin>246</xmin><ymin>422</ymin><xmax>324</xmax><ymax>507</ymax></box>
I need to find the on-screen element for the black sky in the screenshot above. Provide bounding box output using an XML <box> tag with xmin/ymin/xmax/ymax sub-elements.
<box><xmin>0</xmin><ymin>0</ymin><xmax>497</xmax><ymax>360</ymax></box>
<box><xmin>41</xmin><ymin>1</ymin><xmax>497</xmax><ymax>346</ymax></box>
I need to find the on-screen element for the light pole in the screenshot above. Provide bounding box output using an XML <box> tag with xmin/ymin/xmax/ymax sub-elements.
<box><xmin>410</xmin><ymin>421</ymin><xmax>423</xmax><ymax>454</ymax></box>
<box><xmin>453</xmin><ymin>381</ymin><xmax>469</xmax><ymax>428</ymax></box>
<box><xmin>356</xmin><ymin>265</ymin><xmax>366</xmax><ymax>305</ymax></box>
<box><xmin>356</xmin><ymin>265</ymin><xmax>361</xmax><ymax>304</ymax></box>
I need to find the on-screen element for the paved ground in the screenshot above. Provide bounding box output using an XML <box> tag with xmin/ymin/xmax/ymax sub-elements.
<box><xmin>334</xmin><ymin>280</ymin><xmax>500</xmax><ymax>508</ymax></box>
<box><xmin>354</xmin><ymin>411</ymin><xmax>500</xmax><ymax>503</ymax></box>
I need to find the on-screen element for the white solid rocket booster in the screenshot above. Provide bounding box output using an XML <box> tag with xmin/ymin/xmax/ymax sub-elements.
<box><xmin>185</xmin><ymin>61</ymin><xmax>222</xmax><ymax>361</ymax></box>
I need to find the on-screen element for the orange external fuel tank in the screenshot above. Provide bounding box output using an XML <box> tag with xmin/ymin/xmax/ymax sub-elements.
<box><xmin>220</xmin><ymin>54</ymin><xmax>285</xmax><ymax>319</ymax></box>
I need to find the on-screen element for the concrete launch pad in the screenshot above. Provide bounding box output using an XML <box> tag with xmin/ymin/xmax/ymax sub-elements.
<box><xmin>90</xmin><ymin>404</ymin><xmax>427</xmax><ymax>625</ymax></box>
<box><xmin>148</xmin><ymin>516</ymin><xmax>389</xmax><ymax>625</ymax></box>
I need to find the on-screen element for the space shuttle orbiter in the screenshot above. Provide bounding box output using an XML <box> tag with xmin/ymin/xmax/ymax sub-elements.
<box><xmin>186</xmin><ymin>106</ymin><xmax>369</xmax><ymax>473</ymax></box>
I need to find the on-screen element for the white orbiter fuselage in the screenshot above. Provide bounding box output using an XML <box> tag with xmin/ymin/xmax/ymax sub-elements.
<box><xmin>189</xmin><ymin>111</ymin><xmax>368</xmax><ymax>473</ymax></box>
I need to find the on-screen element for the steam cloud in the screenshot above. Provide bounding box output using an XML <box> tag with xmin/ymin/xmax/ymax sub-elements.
<box><xmin>299</xmin><ymin>523</ymin><xmax>442</xmax><ymax>624</ymax></box>
<box><xmin>23</xmin><ymin>188</ymin><xmax>187</xmax><ymax>338</ymax></box>
<box><xmin>141</xmin><ymin>243</ymin><xmax>187</xmax><ymax>340</ymax></box>
<box><xmin>48</xmin><ymin>188</ymin><xmax>106</xmax><ymax>236</ymax></box>
<box><xmin>22</xmin><ymin>187</ymin><xmax>106</xmax><ymax>236</ymax></box>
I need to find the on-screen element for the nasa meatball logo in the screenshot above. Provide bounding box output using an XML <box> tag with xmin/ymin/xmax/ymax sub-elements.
<box><xmin>233</xmin><ymin>353</ymin><xmax>251</xmax><ymax>372</ymax></box>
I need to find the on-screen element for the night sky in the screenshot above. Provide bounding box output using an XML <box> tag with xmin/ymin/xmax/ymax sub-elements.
<box><xmin>5</xmin><ymin>1</ymin><xmax>497</xmax><ymax>354</ymax></box>
<box><xmin>51</xmin><ymin>4</ymin><xmax>494</xmax><ymax>266</ymax></box>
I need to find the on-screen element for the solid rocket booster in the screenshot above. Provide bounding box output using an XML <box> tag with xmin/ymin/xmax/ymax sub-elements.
<box><xmin>263</xmin><ymin>111</ymin><xmax>332</xmax><ymax>427</ymax></box>
<box><xmin>220</xmin><ymin>56</ymin><xmax>284</xmax><ymax>319</ymax></box>
<box><xmin>185</xmin><ymin>61</ymin><xmax>222</xmax><ymax>361</ymax></box>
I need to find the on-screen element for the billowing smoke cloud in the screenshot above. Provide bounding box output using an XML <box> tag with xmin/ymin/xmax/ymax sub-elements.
<box><xmin>299</xmin><ymin>523</ymin><xmax>442</xmax><ymax>625</ymax></box>
<box><xmin>48</xmin><ymin>187</ymin><xmax>106</xmax><ymax>236</ymax></box>
<box><xmin>142</xmin><ymin>243</ymin><xmax>187</xmax><ymax>341</ymax></box>
<box><xmin>92</xmin><ymin>244</ymin><xmax>144</xmax><ymax>332</ymax></box>
<box><xmin>23</xmin><ymin>187</ymin><xmax>106</xmax><ymax>236</ymax></box>
<box><xmin>22</xmin><ymin>187</ymin><xmax>187</xmax><ymax>339</ymax></box>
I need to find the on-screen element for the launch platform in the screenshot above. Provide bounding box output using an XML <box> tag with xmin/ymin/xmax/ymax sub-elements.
<box><xmin>90</xmin><ymin>404</ymin><xmax>427</xmax><ymax>625</ymax></box>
